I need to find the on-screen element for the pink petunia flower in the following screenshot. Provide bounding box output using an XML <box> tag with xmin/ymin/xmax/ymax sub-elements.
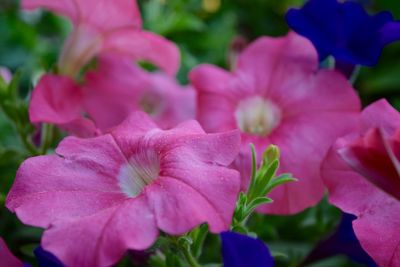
<box><xmin>25</xmin><ymin>0</ymin><xmax>183</xmax><ymax>136</ymax></box>
<box><xmin>22</xmin><ymin>0</ymin><xmax>179</xmax><ymax>77</ymax></box>
<box><xmin>6</xmin><ymin>112</ymin><xmax>241</xmax><ymax>267</ymax></box>
<box><xmin>322</xmin><ymin>99</ymin><xmax>400</xmax><ymax>266</ymax></box>
<box><xmin>190</xmin><ymin>32</ymin><xmax>361</xmax><ymax>214</ymax></box>
<box><xmin>0</xmin><ymin>238</ymin><xmax>23</xmax><ymax>267</ymax></box>
<box><xmin>29</xmin><ymin>54</ymin><xmax>195</xmax><ymax>137</ymax></box>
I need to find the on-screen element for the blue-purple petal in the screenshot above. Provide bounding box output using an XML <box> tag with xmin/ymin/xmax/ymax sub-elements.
<box><xmin>285</xmin><ymin>0</ymin><xmax>400</xmax><ymax>66</ymax></box>
<box><xmin>34</xmin><ymin>246</ymin><xmax>64</xmax><ymax>267</ymax></box>
<box><xmin>303</xmin><ymin>213</ymin><xmax>377</xmax><ymax>266</ymax></box>
<box><xmin>221</xmin><ymin>231</ymin><xmax>274</xmax><ymax>267</ymax></box>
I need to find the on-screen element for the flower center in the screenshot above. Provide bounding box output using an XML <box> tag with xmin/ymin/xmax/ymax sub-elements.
<box><xmin>235</xmin><ymin>96</ymin><xmax>281</xmax><ymax>136</ymax></box>
<box><xmin>118</xmin><ymin>149</ymin><xmax>160</xmax><ymax>198</ymax></box>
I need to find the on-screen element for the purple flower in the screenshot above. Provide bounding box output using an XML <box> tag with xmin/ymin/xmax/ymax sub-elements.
<box><xmin>221</xmin><ymin>232</ymin><xmax>274</xmax><ymax>267</ymax></box>
<box><xmin>286</xmin><ymin>0</ymin><xmax>400</xmax><ymax>67</ymax></box>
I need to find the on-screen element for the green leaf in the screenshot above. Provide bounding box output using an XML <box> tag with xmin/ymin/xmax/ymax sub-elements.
<box><xmin>253</xmin><ymin>159</ymin><xmax>279</xmax><ymax>197</ymax></box>
<box><xmin>191</xmin><ymin>224</ymin><xmax>208</xmax><ymax>258</ymax></box>
<box><xmin>0</xmin><ymin>75</ymin><xmax>7</xmax><ymax>95</ymax></box>
<box><xmin>247</xmin><ymin>197</ymin><xmax>273</xmax><ymax>210</ymax></box>
<box><xmin>243</xmin><ymin>197</ymin><xmax>273</xmax><ymax>219</ymax></box>
<box><xmin>7</xmin><ymin>69</ymin><xmax>22</xmax><ymax>100</ymax></box>
<box><xmin>231</xmin><ymin>224</ymin><xmax>248</xmax><ymax>234</ymax></box>
<box><xmin>166</xmin><ymin>252</ymin><xmax>184</xmax><ymax>267</ymax></box>
<box><xmin>20</xmin><ymin>243</ymin><xmax>37</xmax><ymax>258</ymax></box>
<box><xmin>271</xmin><ymin>251</ymin><xmax>288</xmax><ymax>259</ymax></box>
<box><xmin>249</xmin><ymin>143</ymin><xmax>257</xmax><ymax>191</ymax></box>
<box><xmin>266</xmin><ymin>174</ymin><xmax>297</xmax><ymax>194</ymax></box>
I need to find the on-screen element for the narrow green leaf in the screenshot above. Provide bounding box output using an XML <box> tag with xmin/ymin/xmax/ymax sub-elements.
<box><xmin>265</xmin><ymin>174</ymin><xmax>297</xmax><ymax>195</ymax></box>
<box><xmin>7</xmin><ymin>69</ymin><xmax>22</xmax><ymax>100</ymax></box>
<box><xmin>248</xmin><ymin>143</ymin><xmax>258</xmax><ymax>195</ymax></box>
<box><xmin>253</xmin><ymin>159</ymin><xmax>279</xmax><ymax>197</ymax></box>
<box><xmin>247</xmin><ymin>196</ymin><xmax>273</xmax><ymax>210</ymax></box>
<box><xmin>191</xmin><ymin>224</ymin><xmax>208</xmax><ymax>258</ymax></box>
<box><xmin>243</xmin><ymin>197</ymin><xmax>273</xmax><ymax>219</ymax></box>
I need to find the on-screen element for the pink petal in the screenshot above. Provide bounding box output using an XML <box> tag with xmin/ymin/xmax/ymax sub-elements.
<box><xmin>352</xmin><ymin>205</ymin><xmax>400</xmax><ymax>267</ymax></box>
<box><xmin>189</xmin><ymin>64</ymin><xmax>238</xmax><ymax>132</ymax></box>
<box><xmin>361</xmin><ymin>98</ymin><xmax>400</xmax><ymax>133</ymax></box>
<box><xmin>161</xmin><ymin>119</ymin><xmax>205</xmax><ymax>135</ymax></box>
<box><xmin>42</xmin><ymin>196</ymin><xmax>157</xmax><ymax>267</ymax></box>
<box><xmin>189</xmin><ymin>64</ymin><xmax>234</xmax><ymax>95</ymax></box>
<box><xmin>58</xmin><ymin>117</ymin><xmax>99</xmax><ymax>138</ymax></box>
<box><xmin>83</xmin><ymin>55</ymin><xmax>149</xmax><ymax>131</ymax></box>
<box><xmin>57</xmin><ymin>25</ymin><xmax>103</xmax><ymax>77</ymax></box>
<box><xmin>390</xmin><ymin>130</ymin><xmax>400</xmax><ymax>166</ymax></box>
<box><xmin>268</xmin><ymin>69</ymin><xmax>360</xmax><ymax>116</ymax></box>
<box><xmin>159</xmin><ymin>149</ymin><xmax>240</xmax><ymax>232</ymax></box>
<box><xmin>110</xmin><ymin>111</ymin><xmax>159</xmax><ymax>139</ymax></box>
<box><xmin>169</xmin><ymin>130</ymin><xmax>242</xmax><ymax>166</ymax></box>
<box><xmin>236</xmin><ymin>32</ymin><xmax>318</xmax><ymax>95</ymax></box>
<box><xmin>6</xmin><ymin>134</ymin><xmax>127</xmax><ymax>227</ymax></box>
<box><xmin>147</xmin><ymin>73</ymin><xmax>196</xmax><ymax>129</ymax></box>
<box><xmin>0</xmin><ymin>238</ymin><xmax>23</xmax><ymax>267</ymax></box>
<box><xmin>29</xmin><ymin>74</ymin><xmax>83</xmax><ymax>125</ymax></box>
<box><xmin>146</xmin><ymin>177</ymin><xmax>229</xmax><ymax>234</ymax></box>
<box><xmin>339</xmin><ymin>128</ymin><xmax>400</xmax><ymax>200</ymax></box>
<box><xmin>102</xmin><ymin>30</ymin><xmax>180</xmax><ymax>76</ymax></box>
<box><xmin>322</xmin><ymin>137</ymin><xmax>400</xmax><ymax>267</ymax></box>
<box><xmin>28</xmin><ymin>74</ymin><xmax>96</xmax><ymax>136</ymax></box>
<box><xmin>75</xmin><ymin>0</ymin><xmax>142</xmax><ymax>30</ymax></box>
<box><xmin>22</xmin><ymin>0</ymin><xmax>78</xmax><ymax>22</ymax></box>
<box><xmin>83</xmin><ymin>54</ymin><xmax>194</xmax><ymax>132</ymax></box>
<box><xmin>22</xmin><ymin>0</ymin><xmax>142</xmax><ymax>30</ymax></box>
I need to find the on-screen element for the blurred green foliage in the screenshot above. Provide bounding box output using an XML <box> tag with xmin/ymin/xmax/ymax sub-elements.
<box><xmin>0</xmin><ymin>0</ymin><xmax>399</xmax><ymax>266</ymax></box>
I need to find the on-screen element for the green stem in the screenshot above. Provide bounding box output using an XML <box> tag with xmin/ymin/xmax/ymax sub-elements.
<box><xmin>191</xmin><ymin>225</ymin><xmax>208</xmax><ymax>259</ymax></box>
<box><xmin>16</xmin><ymin>127</ymin><xmax>39</xmax><ymax>156</ymax></box>
<box><xmin>0</xmin><ymin>193</ymin><xmax>5</xmax><ymax>206</ymax></box>
<box><xmin>182</xmin><ymin>244</ymin><xmax>200</xmax><ymax>267</ymax></box>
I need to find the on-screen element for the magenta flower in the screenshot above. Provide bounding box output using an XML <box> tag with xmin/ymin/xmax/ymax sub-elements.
<box><xmin>25</xmin><ymin>0</ymin><xmax>183</xmax><ymax>136</ymax></box>
<box><xmin>322</xmin><ymin>99</ymin><xmax>400</xmax><ymax>266</ymax></box>
<box><xmin>83</xmin><ymin>54</ymin><xmax>196</xmax><ymax>132</ymax></box>
<box><xmin>22</xmin><ymin>0</ymin><xmax>179</xmax><ymax>77</ymax></box>
<box><xmin>190</xmin><ymin>32</ymin><xmax>361</xmax><ymax>214</ymax></box>
<box><xmin>29</xmin><ymin>54</ymin><xmax>195</xmax><ymax>136</ymax></box>
<box><xmin>0</xmin><ymin>238</ymin><xmax>23</xmax><ymax>267</ymax></box>
<box><xmin>6</xmin><ymin>112</ymin><xmax>241</xmax><ymax>267</ymax></box>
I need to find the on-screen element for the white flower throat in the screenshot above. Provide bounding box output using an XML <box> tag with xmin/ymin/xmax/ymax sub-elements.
<box><xmin>118</xmin><ymin>149</ymin><xmax>160</xmax><ymax>198</ymax></box>
<box><xmin>235</xmin><ymin>96</ymin><xmax>281</xmax><ymax>136</ymax></box>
